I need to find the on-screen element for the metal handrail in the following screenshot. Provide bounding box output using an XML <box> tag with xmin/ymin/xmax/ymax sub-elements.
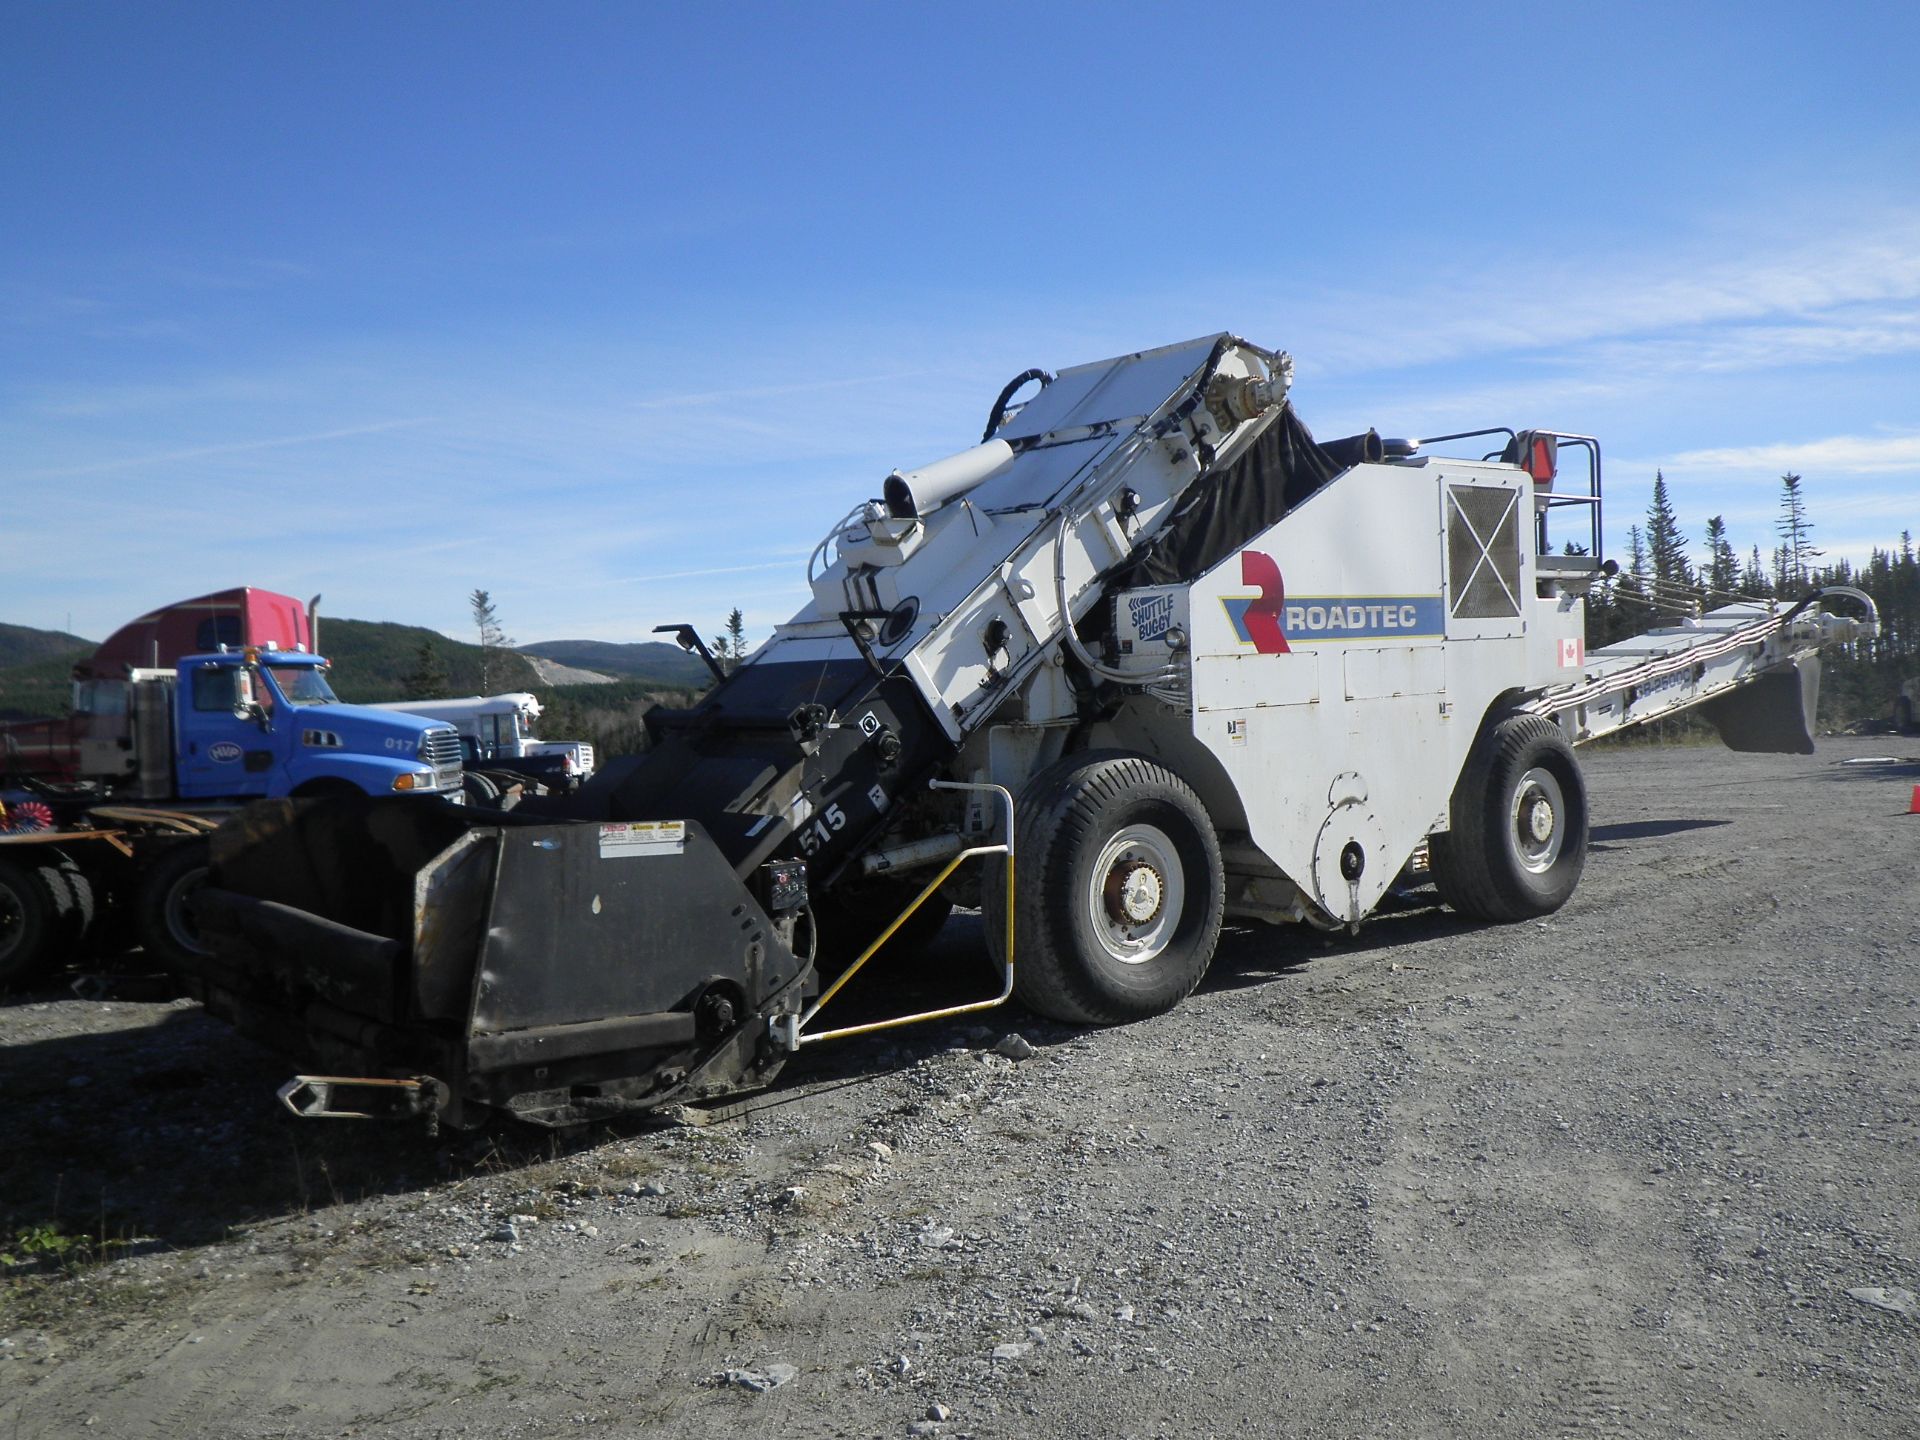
<box><xmin>773</xmin><ymin>779</ymin><xmax>1015</xmax><ymax>1048</ymax></box>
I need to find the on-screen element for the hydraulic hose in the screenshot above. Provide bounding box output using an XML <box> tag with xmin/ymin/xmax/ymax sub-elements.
<box><xmin>982</xmin><ymin>368</ymin><xmax>1055</xmax><ymax>444</ymax></box>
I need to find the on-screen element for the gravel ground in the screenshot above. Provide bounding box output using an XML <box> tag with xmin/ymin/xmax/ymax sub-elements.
<box><xmin>2</xmin><ymin>735</ymin><xmax>1916</xmax><ymax>1439</ymax></box>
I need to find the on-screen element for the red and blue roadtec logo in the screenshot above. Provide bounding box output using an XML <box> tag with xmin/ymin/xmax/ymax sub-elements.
<box><xmin>1223</xmin><ymin>551</ymin><xmax>1443</xmax><ymax>653</ymax></box>
<box><xmin>207</xmin><ymin>741</ymin><xmax>244</xmax><ymax>763</ymax></box>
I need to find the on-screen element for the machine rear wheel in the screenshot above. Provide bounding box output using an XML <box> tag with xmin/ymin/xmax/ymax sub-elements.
<box><xmin>1431</xmin><ymin>713</ymin><xmax>1588</xmax><ymax>922</ymax></box>
<box><xmin>987</xmin><ymin>751</ymin><xmax>1224</xmax><ymax>1025</ymax></box>
<box><xmin>135</xmin><ymin>839</ymin><xmax>212</xmax><ymax>972</ymax></box>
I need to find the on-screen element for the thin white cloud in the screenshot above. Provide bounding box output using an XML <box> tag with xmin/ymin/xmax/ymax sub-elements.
<box><xmin>1290</xmin><ymin>213</ymin><xmax>1920</xmax><ymax>379</ymax></box>
<box><xmin>1635</xmin><ymin>433</ymin><xmax>1920</xmax><ymax>475</ymax></box>
<box><xmin>9</xmin><ymin>418</ymin><xmax>439</xmax><ymax>480</ymax></box>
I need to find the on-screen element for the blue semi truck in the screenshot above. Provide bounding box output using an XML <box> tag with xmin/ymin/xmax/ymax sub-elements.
<box><xmin>1</xmin><ymin>641</ymin><xmax>465</xmax><ymax>986</ymax></box>
<box><xmin>155</xmin><ymin>647</ymin><xmax>466</xmax><ymax>802</ymax></box>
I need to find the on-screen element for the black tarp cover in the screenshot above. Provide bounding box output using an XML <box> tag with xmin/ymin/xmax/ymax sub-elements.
<box><xmin>1111</xmin><ymin>402</ymin><xmax>1347</xmax><ymax>590</ymax></box>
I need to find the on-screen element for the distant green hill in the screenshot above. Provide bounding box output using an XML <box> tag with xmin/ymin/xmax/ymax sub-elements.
<box><xmin>0</xmin><ymin>623</ymin><xmax>93</xmax><ymax>717</ymax></box>
<box><xmin>317</xmin><ymin>618</ymin><xmax>543</xmax><ymax>702</ymax></box>
<box><xmin>518</xmin><ymin>638</ymin><xmax>712</xmax><ymax>688</ymax></box>
<box><xmin>0</xmin><ymin>655</ymin><xmax>84</xmax><ymax>720</ymax></box>
<box><xmin>0</xmin><ymin>616</ymin><xmax>710</xmax><ymax>728</ymax></box>
<box><xmin>0</xmin><ymin>622</ymin><xmax>92</xmax><ymax>670</ymax></box>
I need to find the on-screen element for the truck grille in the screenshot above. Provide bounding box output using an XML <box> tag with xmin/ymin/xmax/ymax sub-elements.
<box><xmin>420</xmin><ymin>727</ymin><xmax>465</xmax><ymax>768</ymax></box>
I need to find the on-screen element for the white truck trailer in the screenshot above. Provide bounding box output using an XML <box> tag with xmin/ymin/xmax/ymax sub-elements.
<box><xmin>181</xmin><ymin>334</ymin><xmax>1876</xmax><ymax>1129</ymax></box>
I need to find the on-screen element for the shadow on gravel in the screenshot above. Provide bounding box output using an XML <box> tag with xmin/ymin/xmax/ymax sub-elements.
<box><xmin>1199</xmin><ymin>897</ymin><xmax>1458</xmax><ymax>996</ymax></box>
<box><xmin>0</xmin><ymin>891</ymin><xmax>1546</xmax><ymax>1256</ymax></box>
<box><xmin>0</xmin><ymin>921</ymin><xmax>1048</xmax><ymax>1257</ymax></box>
<box><xmin>1590</xmin><ymin>817</ymin><xmax>1732</xmax><ymax>847</ymax></box>
<box><xmin>0</xmin><ymin>998</ymin><xmax>507</xmax><ymax>1257</ymax></box>
<box><xmin>1815</xmin><ymin>753</ymin><xmax>1920</xmax><ymax>791</ymax></box>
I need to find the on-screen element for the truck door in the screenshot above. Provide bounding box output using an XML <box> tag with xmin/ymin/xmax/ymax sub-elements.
<box><xmin>174</xmin><ymin>664</ymin><xmax>279</xmax><ymax>799</ymax></box>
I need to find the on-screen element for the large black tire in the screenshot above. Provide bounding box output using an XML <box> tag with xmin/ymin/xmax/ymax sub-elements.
<box><xmin>0</xmin><ymin>859</ymin><xmax>63</xmax><ymax>990</ymax></box>
<box><xmin>291</xmin><ymin>778</ymin><xmax>365</xmax><ymax>800</ymax></box>
<box><xmin>44</xmin><ymin>860</ymin><xmax>96</xmax><ymax>956</ymax></box>
<box><xmin>986</xmin><ymin>750</ymin><xmax>1224</xmax><ymax>1025</ymax></box>
<box><xmin>135</xmin><ymin>839</ymin><xmax>212</xmax><ymax>972</ymax></box>
<box><xmin>1430</xmin><ymin>713</ymin><xmax>1588</xmax><ymax>922</ymax></box>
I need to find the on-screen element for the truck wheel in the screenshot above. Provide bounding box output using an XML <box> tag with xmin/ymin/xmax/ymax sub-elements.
<box><xmin>1431</xmin><ymin>713</ymin><xmax>1588</xmax><ymax>923</ymax></box>
<box><xmin>0</xmin><ymin>859</ymin><xmax>60</xmax><ymax>989</ymax></box>
<box><xmin>292</xmin><ymin>779</ymin><xmax>363</xmax><ymax>800</ymax></box>
<box><xmin>135</xmin><ymin>840</ymin><xmax>212</xmax><ymax>972</ymax></box>
<box><xmin>987</xmin><ymin>751</ymin><xmax>1224</xmax><ymax>1025</ymax></box>
<box><xmin>462</xmin><ymin>772</ymin><xmax>501</xmax><ymax>807</ymax></box>
<box><xmin>44</xmin><ymin>860</ymin><xmax>96</xmax><ymax>956</ymax></box>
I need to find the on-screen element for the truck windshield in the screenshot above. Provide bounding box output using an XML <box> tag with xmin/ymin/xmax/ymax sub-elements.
<box><xmin>267</xmin><ymin>666</ymin><xmax>340</xmax><ymax>706</ymax></box>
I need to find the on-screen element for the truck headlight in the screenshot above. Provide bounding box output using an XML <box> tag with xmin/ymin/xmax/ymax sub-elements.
<box><xmin>392</xmin><ymin>769</ymin><xmax>439</xmax><ymax>792</ymax></box>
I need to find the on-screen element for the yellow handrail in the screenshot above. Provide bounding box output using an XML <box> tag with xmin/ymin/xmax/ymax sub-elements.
<box><xmin>782</xmin><ymin>779</ymin><xmax>1014</xmax><ymax>1047</ymax></box>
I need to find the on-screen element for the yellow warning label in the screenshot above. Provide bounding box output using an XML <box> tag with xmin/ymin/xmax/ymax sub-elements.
<box><xmin>598</xmin><ymin>820</ymin><xmax>687</xmax><ymax>859</ymax></box>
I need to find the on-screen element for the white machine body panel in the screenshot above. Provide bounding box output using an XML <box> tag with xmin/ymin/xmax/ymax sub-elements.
<box><xmin>1181</xmin><ymin>459</ymin><xmax>1540</xmax><ymax>922</ymax></box>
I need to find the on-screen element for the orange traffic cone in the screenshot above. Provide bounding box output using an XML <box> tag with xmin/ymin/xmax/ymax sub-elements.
<box><xmin>1910</xmin><ymin>784</ymin><xmax>1920</xmax><ymax>815</ymax></box>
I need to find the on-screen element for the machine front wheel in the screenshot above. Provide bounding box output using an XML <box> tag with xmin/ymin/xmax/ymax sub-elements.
<box><xmin>1431</xmin><ymin>713</ymin><xmax>1588</xmax><ymax>922</ymax></box>
<box><xmin>987</xmin><ymin>751</ymin><xmax>1224</xmax><ymax>1025</ymax></box>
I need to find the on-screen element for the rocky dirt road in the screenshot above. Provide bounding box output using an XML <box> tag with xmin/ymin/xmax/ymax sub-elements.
<box><xmin>3</xmin><ymin>736</ymin><xmax>1916</xmax><ymax>1439</ymax></box>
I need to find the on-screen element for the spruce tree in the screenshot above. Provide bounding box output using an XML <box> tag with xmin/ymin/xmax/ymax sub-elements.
<box><xmin>710</xmin><ymin>608</ymin><xmax>749</xmax><ymax>674</ymax></box>
<box><xmin>402</xmin><ymin>639</ymin><xmax>452</xmax><ymax>699</ymax></box>
<box><xmin>1703</xmin><ymin>515</ymin><xmax>1739</xmax><ymax>598</ymax></box>
<box><xmin>1645</xmin><ymin>471</ymin><xmax>1695</xmax><ymax>595</ymax></box>
<box><xmin>1623</xmin><ymin>524</ymin><xmax>1650</xmax><ymax>602</ymax></box>
<box><xmin>470</xmin><ymin>589</ymin><xmax>513</xmax><ymax>694</ymax></box>
<box><xmin>1774</xmin><ymin>473</ymin><xmax>1821</xmax><ymax>591</ymax></box>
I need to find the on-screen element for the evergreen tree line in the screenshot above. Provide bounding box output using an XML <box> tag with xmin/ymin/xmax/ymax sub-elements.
<box><xmin>1583</xmin><ymin>471</ymin><xmax>1917</xmax><ymax>728</ymax></box>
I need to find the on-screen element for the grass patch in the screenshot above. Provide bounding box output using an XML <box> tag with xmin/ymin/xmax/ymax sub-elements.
<box><xmin>0</xmin><ymin>1265</ymin><xmax>190</xmax><ymax>1333</ymax></box>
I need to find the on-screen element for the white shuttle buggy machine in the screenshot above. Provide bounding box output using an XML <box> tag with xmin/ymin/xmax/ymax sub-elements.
<box><xmin>188</xmin><ymin>334</ymin><xmax>1876</xmax><ymax>1128</ymax></box>
<box><xmin>752</xmin><ymin>333</ymin><xmax>1874</xmax><ymax>1040</ymax></box>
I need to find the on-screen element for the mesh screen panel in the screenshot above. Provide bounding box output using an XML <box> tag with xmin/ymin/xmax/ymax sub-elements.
<box><xmin>1448</xmin><ymin>484</ymin><xmax>1522</xmax><ymax>619</ymax></box>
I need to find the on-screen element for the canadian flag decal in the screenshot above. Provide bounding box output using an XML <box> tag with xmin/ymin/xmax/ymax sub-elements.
<box><xmin>1559</xmin><ymin>637</ymin><xmax>1584</xmax><ymax>669</ymax></box>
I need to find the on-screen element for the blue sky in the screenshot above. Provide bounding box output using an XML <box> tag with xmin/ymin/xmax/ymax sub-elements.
<box><xmin>5</xmin><ymin>2</ymin><xmax>1918</xmax><ymax>647</ymax></box>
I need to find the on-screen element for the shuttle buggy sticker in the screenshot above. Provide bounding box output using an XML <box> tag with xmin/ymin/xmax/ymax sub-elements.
<box><xmin>1126</xmin><ymin>592</ymin><xmax>1176</xmax><ymax>642</ymax></box>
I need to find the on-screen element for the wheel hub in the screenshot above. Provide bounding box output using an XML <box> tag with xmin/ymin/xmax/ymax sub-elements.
<box><xmin>1510</xmin><ymin>766</ymin><xmax>1568</xmax><ymax>874</ymax></box>
<box><xmin>1523</xmin><ymin>792</ymin><xmax>1556</xmax><ymax>844</ymax></box>
<box><xmin>1085</xmin><ymin>823</ymin><xmax>1185</xmax><ymax>966</ymax></box>
<box><xmin>1105</xmin><ymin>860</ymin><xmax>1165</xmax><ymax>926</ymax></box>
